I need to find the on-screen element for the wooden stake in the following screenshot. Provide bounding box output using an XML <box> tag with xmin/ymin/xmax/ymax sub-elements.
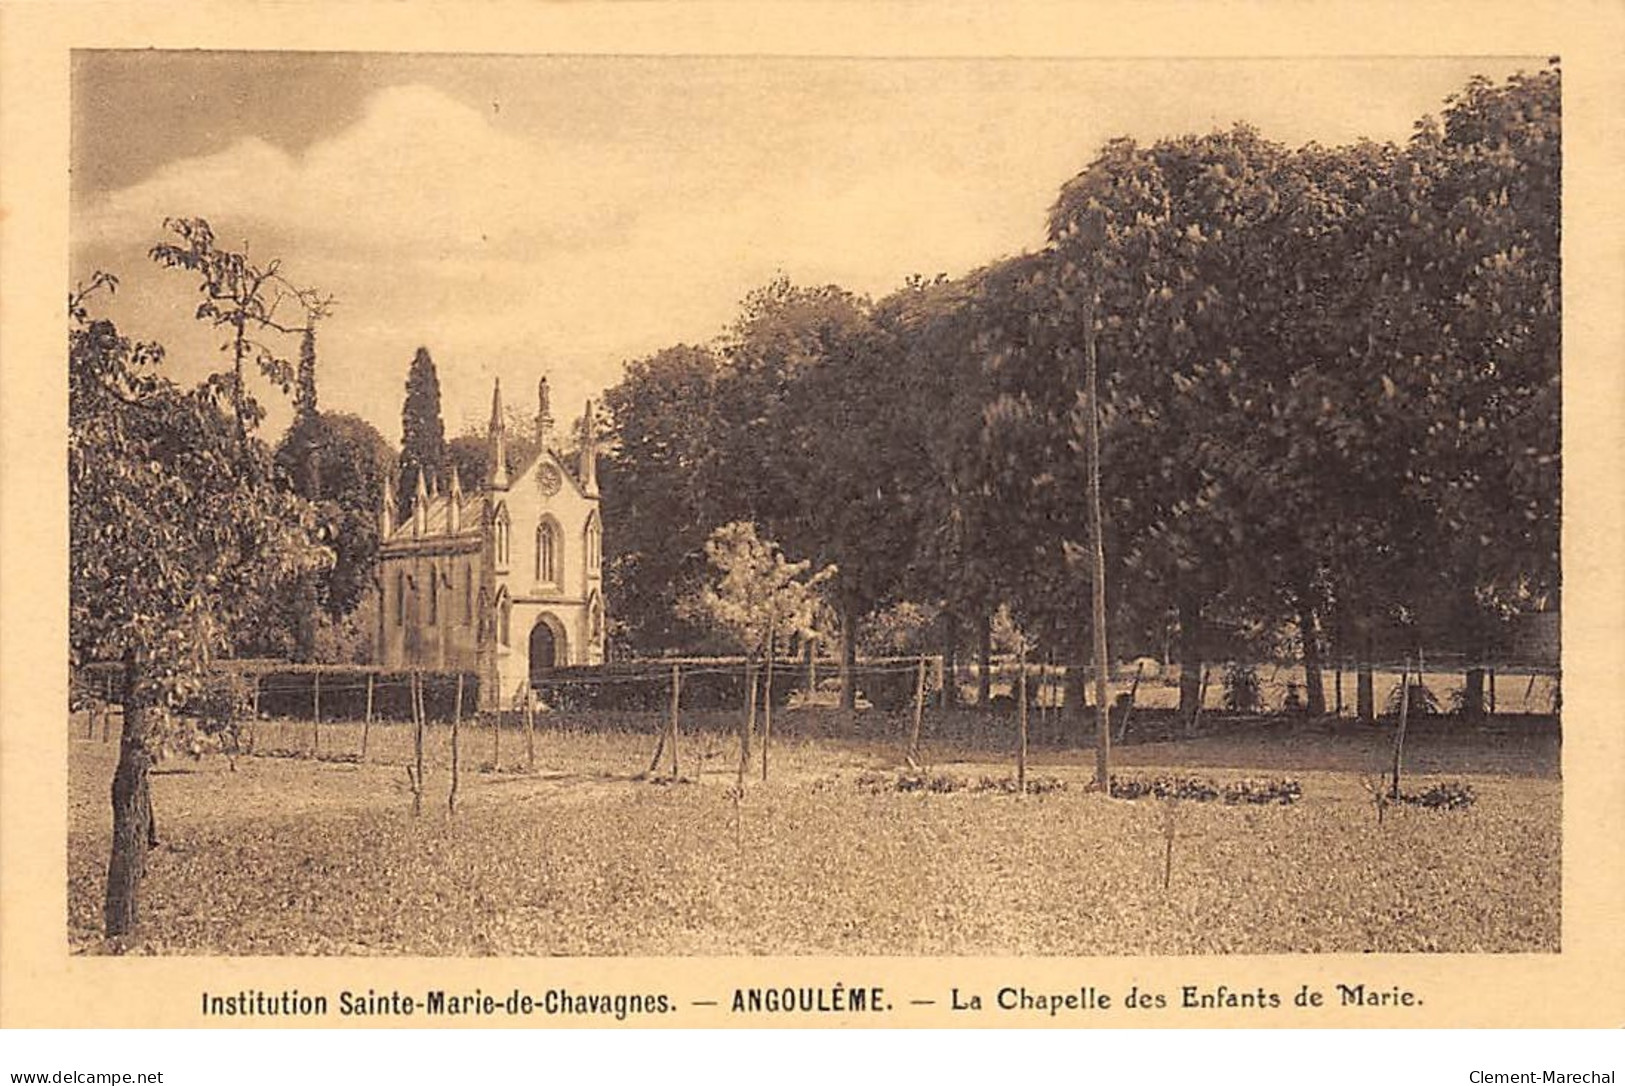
<box><xmin>909</xmin><ymin>655</ymin><xmax>926</xmax><ymax>765</ymax></box>
<box><xmin>1488</xmin><ymin>666</ymin><xmax>1497</xmax><ymax>714</ymax></box>
<box><xmin>1389</xmin><ymin>657</ymin><xmax>1412</xmax><ymax>801</ymax></box>
<box><xmin>362</xmin><ymin>673</ymin><xmax>374</xmax><ymax>761</ymax></box>
<box><xmin>762</xmin><ymin>632</ymin><xmax>775</xmax><ymax>782</ymax></box>
<box><xmin>493</xmin><ymin>684</ymin><xmax>502</xmax><ymax>771</ymax></box>
<box><xmin>1017</xmin><ymin>642</ymin><xmax>1029</xmax><ymax>795</ymax></box>
<box><xmin>524</xmin><ymin>684</ymin><xmax>536</xmax><ymax>773</ymax></box>
<box><xmin>737</xmin><ymin>656</ymin><xmax>756</xmax><ymax>791</ymax></box>
<box><xmin>449</xmin><ymin>672</ymin><xmax>463</xmax><ymax>814</ymax></box>
<box><xmin>312</xmin><ymin>671</ymin><xmax>321</xmax><ymax>756</ymax></box>
<box><xmin>411</xmin><ymin>671</ymin><xmax>425</xmax><ymax>817</ymax></box>
<box><xmin>1334</xmin><ymin>661</ymin><xmax>1344</xmax><ymax>717</ymax></box>
<box><xmin>669</xmin><ymin>662</ymin><xmax>681</xmax><ymax>780</ymax></box>
<box><xmin>248</xmin><ymin>674</ymin><xmax>259</xmax><ymax>752</ymax></box>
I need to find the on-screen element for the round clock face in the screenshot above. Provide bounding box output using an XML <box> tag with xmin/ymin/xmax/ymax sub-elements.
<box><xmin>537</xmin><ymin>462</ymin><xmax>563</xmax><ymax>497</ymax></box>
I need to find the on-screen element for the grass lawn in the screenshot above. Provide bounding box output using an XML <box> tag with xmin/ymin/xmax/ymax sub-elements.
<box><xmin>67</xmin><ymin>710</ymin><xmax>1560</xmax><ymax>956</ymax></box>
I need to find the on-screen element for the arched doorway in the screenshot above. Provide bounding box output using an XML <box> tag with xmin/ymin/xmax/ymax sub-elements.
<box><xmin>529</xmin><ymin>616</ymin><xmax>566</xmax><ymax>685</ymax></box>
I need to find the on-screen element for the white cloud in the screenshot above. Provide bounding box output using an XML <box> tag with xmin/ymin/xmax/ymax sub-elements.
<box><xmin>74</xmin><ymin>80</ymin><xmax>1040</xmax><ymax>443</ymax></box>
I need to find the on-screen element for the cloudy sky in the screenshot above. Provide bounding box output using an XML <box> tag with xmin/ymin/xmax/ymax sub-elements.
<box><xmin>71</xmin><ymin>52</ymin><xmax>1538</xmax><ymax>445</ymax></box>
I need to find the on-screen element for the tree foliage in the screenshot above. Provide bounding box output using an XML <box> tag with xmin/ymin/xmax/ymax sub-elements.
<box><xmin>599</xmin><ymin>67</ymin><xmax>1559</xmax><ymax>707</ymax></box>
<box><xmin>685</xmin><ymin>521</ymin><xmax>835</xmax><ymax>656</ymax></box>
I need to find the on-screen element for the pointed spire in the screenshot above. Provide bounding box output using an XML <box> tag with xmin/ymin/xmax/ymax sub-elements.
<box><xmin>489</xmin><ymin>378</ymin><xmax>509</xmax><ymax>490</ymax></box>
<box><xmin>448</xmin><ymin>464</ymin><xmax>463</xmax><ymax>533</ymax></box>
<box><xmin>413</xmin><ymin>468</ymin><xmax>428</xmax><ymax>537</ymax></box>
<box><xmin>379</xmin><ymin>469</ymin><xmax>396</xmax><ymax>537</ymax></box>
<box><xmin>579</xmin><ymin>398</ymin><xmax>599</xmax><ymax>498</ymax></box>
<box><xmin>537</xmin><ymin>375</ymin><xmax>554</xmax><ymax>452</ymax></box>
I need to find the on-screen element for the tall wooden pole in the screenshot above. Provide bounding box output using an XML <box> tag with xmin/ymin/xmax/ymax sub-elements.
<box><xmin>1083</xmin><ymin>289</ymin><xmax>1112</xmax><ymax>790</ymax></box>
<box><xmin>312</xmin><ymin>670</ymin><xmax>322</xmax><ymax>757</ymax></box>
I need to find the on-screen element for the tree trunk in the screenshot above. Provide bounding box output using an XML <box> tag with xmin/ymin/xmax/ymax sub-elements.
<box><xmin>1177</xmin><ymin>599</ymin><xmax>1204</xmax><ymax>719</ymax></box>
<box><xmin>838</xmin><ymin>605</ymin><xmax>857</xmax><ymax>710</ymax></box>
<box><xmin>1297</xmin><ymin>597</ymin><xmax>1326</xmax><ymax>716</ymax></box>
<box><xmin>1356</xmin><ymin>628</ymin><xmax>1375</xmax><ymax>722</ymax></box>
<box><xmin>294</xmin><ymin>573</ymin><xmax>319</xmax><ymax>663</ymax></box>
<box><xmin>1389</xmin><ymin>657</ymin><xmax>1412</xmax><ymax>799</ymax></box>
<box><xmin>976</xmin><ymin>613</ymin><xmax>993</xmax><ymax>707</ymax></box>
<box><xmin>939</xmin><ymin>609</ymin><xmax>960</xmax><ymax>709</ymax></box>
<box><xmin>1462</xmin><ymin>667</ymin><xmax>1486</xmax><ymax>719</ymax></box>
<box><xmin>105</xmin><ymin>655</ymin><xmax>158</xmax><ymax>939</ymax></box>
<box><xmin>1063</xmin><ymin>635</ymin><xmax>1091</xmax><ymax>724</ymax></box>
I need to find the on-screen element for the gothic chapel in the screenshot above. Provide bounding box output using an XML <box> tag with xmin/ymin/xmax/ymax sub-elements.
<box><xmin>375</xmin><ymin>377</ymin><xmax>606</xmax><ymax>707</ymax></box>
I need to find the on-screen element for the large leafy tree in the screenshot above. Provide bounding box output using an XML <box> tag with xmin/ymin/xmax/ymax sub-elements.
<box><xmin>708</xmin><ymin>281</ymin><xmax>910</xmax><ymax>704</ymax></box>
<box><xmin>70</xmin><ymin>271</ymin><xmax>329</xmax><ymax>938</ymax></box>
<box><xmin>270</xmin><ymin>412</ymin><xmax>396</xmax><ymax>650</ymax></box>
<box><xmin>600</xmin><ymin>343</ymin><xmax>727</xmax><ymax>652</ymax></box>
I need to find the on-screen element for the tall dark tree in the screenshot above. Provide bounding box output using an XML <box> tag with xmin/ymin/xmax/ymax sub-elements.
<box><xmin>294</xmin><ymin>325</ymin><xmax>319</xmax><ymax>420</ymax></box>
<box><xmin>399</xmin><ymin>346</ymin><xmax>446</xmax><ymax>515</ymax></box>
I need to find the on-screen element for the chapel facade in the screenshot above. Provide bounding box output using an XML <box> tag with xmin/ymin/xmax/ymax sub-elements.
<box><xmin>375</xmin><ymin>376</ymin><xmax>606</xmax><ymax>708</ymax></box>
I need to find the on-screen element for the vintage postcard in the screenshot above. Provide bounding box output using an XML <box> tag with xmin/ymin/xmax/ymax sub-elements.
<box><xmin>2</xmin><ymin>1</ymin><xmax>1622</xmax><ymax>1031</ymax></box>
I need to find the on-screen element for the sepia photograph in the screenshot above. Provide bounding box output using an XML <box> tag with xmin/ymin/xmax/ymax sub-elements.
<box><xmin>64</xmin><ymin>49</ymin><xmax>1562</xmax><ymax>959</ymax></box>
<box><xmin>3</xmin><ymin>1</ymin><xmax>1622</xmax><ymax>1042</ymax></box>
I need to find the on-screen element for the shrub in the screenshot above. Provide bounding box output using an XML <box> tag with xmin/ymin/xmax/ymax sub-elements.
<box><xmin>1222</xmin><ymin>664</ymin><xmax>1262</xmax><ymax>712</ymax></box>
<box><xmin>1384</xmin><ymin>680</ymin><xmax>1440</xmax><ymax>718</ymax></box>
<box><xmin>1111</xmin><ymin>774</ymin><xmax>1302</xmax><ymax>805</ymax></box>
<box><xmin>531</xmin><ymin>664</ymin><xmax>805</xmax><ymax>713</ymax></box>
<box><xmin>855</xmin><ymin>770</ymin><xmax>1066</xmax><ymax>795</ymax></box>
<box><xmin>1399</xmin><ymin>780</ymin><xmax>1476</xmax><ymax>810</ymax></box>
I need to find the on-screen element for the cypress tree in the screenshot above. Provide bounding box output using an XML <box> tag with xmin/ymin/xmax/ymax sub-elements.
<box><xmin>399</xmin><ymin>346</ymin><xmax>446</xmax><ymax>516</ymax></box>
<box><xmin>295</xmin><ymin>326</ymin><xmax>319</xmax><ymax>421</ymax></box>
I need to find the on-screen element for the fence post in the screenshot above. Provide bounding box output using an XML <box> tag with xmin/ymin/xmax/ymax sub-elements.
<box><xmin>449</xmin><ymin>672</ymin><xmax>463</xmax><ymax>815</ymax></box>
<box><xmin>312</xmin><ymin>671</ymin><xmax>321</xmax><ymax>757</ymax></box>
<box><xmin>1488</xmin><ymin>667</ymin><xmax>1497</xmax><ymax>714</ymax></box>
<box><xmin>493</xmin><ymin>684</ymin><xmax>503</xmax><ymax>771</ymax></box>
<box><xmin>362</xmin><ymin>673</ymin><xmax>374</xmax><ymax>761</ymax></box>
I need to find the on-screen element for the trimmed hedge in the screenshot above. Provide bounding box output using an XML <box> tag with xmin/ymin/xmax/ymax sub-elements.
<box><xmin>250</xmin><ymin>670</ymin><xmax>481</xmax><ymax>723</ymax></box>
<box><xmin>532</xmin><ymin>665</ymin><xmax>806</xmax><ymax>713</ymax></box>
